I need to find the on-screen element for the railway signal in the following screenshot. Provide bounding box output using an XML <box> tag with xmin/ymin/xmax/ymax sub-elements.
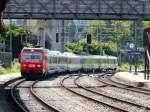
<box><xmin>87</xmin><ymin>34</ymin><xmax>91</xmax><ymax>44</ymax></box>
<box><xmin>56</xmin><ymin>33</ymin><xmax>59</xmax><ymax>43</ymax></box>
<box><xmin>21</xmin><ymin>32</ymin><xmax>28</xmax><ymax>44</ymax></box>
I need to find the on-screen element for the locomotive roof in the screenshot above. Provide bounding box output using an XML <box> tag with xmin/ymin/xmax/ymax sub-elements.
<box><xmin>23</xmin><ymin>47</ymin><xmax>43</xmax><ymax>50</ymax></box>
<box><xmin>22</xmin><ymin>47</ymin><xmax>44</xmax><ymax>52</ymax></box>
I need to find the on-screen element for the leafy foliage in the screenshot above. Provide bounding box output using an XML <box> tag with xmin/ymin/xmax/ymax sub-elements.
<box><xmin>0</xmin><ymin>24</ymin><xmax>24</xmax><ymax>39</ymax></box>
<box><xmin>65</xmin><ymin>38</ymin><xmax>102</xmax><ymax>55</ymax></box>
<box><xmin>117</xmin><ymin>63</ymin><xmax>130</xmax><ymax>72</ymax></box>
<box><xmin>0</xmin><ymin>62</ymin><xmax>20</xmax><ymax>74</ymax></box>
<box><xmin>0</xmin><ymin>24</ymin><xmax>32</xmax><ymax>58</ymax></box>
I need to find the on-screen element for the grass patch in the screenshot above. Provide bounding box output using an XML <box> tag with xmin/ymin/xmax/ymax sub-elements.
<box><xmin>117</xmin><ymin>63</ymin><xmax>130</xmax><ymax>72</ymax></box>
<box><xmin>0</xmin><ymin>63</ymin><xmax>20</xmax><ymax>74</ymax></box>
<box><xmin>117</xmin><ymin>63</ymin><xmax>144</xmax><ymax>72</ymax></box>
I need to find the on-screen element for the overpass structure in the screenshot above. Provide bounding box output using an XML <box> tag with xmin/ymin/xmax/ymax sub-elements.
<box><xmin>4</xmin><ymin>0</ymin><xmax>150</xmax><ymax>20</ymax></box>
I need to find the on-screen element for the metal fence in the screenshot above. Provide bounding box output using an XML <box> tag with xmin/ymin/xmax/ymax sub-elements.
<box><xmin>0</xmin><ymin>52</ymin><xmax>12</xmax><ymax>67</ymax></box>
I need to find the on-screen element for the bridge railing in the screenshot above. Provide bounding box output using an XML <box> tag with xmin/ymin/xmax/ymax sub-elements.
<box><xmin>4</xmin><ymin>0</ymin><xmax>150</xmax><ymax>20</ymax></box>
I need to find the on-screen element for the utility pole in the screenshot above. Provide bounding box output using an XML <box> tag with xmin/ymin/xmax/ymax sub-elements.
<box><xmin>61</xmin><ymin>20</ymin><xmax>65</xmax><ymax>53</ymax></box>
<box><xmin>133</xmin><ymin>19</ymin><xmax>142</xmax><ymax>74</ymax></box>
<box><xmin>9</xmin><ymin>19</ymin><xmax>12</xmax><ymax>52</ymax></box>
<box><xmin>117</xmin><ymin>21</ymin><xmax>122</xmax><ymax>66</ymax></box>
<box><xmin>38</xmin><ymin>27</ymin><xmax>45</xmax><ymax>48</ymax></box>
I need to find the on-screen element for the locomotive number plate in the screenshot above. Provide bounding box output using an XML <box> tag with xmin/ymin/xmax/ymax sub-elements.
<box><xmin>29</xmin><ymin>64</ymin><xmax>35</xmax><ymax>67</ymax></box>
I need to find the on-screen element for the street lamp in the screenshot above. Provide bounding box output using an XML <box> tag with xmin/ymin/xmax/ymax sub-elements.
<box><xmin>129</xmin><ymin>43</ymin><xmax>135</xmax><ymax>49</ymax></box>
<box><xmin>129</xmin><ymin>43</ymin><xmax>135</xmax><ymax>73</ymax></box>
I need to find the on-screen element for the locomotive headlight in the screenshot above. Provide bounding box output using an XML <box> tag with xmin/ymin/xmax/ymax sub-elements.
<box><xmin>23</xmin><ymin>64</ymin><xmax>26</xmax><ymax>67</ymax></box>
<box><xmin>37</xmin><ymin>65</ymin><xmax>41</xmax><ymax>67</ymax></box>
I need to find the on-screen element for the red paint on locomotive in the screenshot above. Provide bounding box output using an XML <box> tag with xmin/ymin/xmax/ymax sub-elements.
<box><xmin>20</xmin><ymin>47</ymin><xmax>46</xmax><ymax>80</ymax></box>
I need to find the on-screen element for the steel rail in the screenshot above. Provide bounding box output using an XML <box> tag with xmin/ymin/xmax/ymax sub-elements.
<box><xmin>11</xmin><ymin>79</ymin><xmax>29</xmax><ymax>112</ymax></box>
<box><xmin>60</xmin><ymin>75</ymin><xmax>128</xmax><ymax>112</ymax></box>
<box><xmin>98</xmin><ymin>73</ymin><xmax>150</xmax><ymax>95</ymax></box>
<box><xmin>30</xmin><ymin>81</ymin><xmax>60</xmax><ymax>112</ymax></box>
<box><xmin>75</xmin><ymin>75</ymin><xmax>150</xmax><ymax>111</ymax></box>
<box><xmin>1</xmin><ymin>76</ymin><xmax>23</xmax><ymax>89</ymax></box>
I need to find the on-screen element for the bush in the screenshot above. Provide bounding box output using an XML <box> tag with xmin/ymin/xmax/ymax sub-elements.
<box><xmin>117</xmin><ymin>63</ymin><xmax>130</xmax><ymax>72</ymax></box>
<box><xmin>117</xmin><ymin>62</ymin><xmax>144</xmax><ymax>72</ymax></box>
<box><xmin>0</xmin><ymin>62</ymin><xmax>20</xmax><ymax>74</ymax></box>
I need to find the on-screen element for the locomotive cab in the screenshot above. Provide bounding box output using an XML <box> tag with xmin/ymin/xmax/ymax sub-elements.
<box><xmin>20</xmin><ymin>47</ymin><xmax>46</xmax><ymax>80</ymax></box>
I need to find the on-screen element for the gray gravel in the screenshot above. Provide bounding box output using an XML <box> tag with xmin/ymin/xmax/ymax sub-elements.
<box><xmin>76</xmin><ymin>75</ymin><xmax>150</xmax><ymax>112</ymax></box>
<box><xmin>34</xmin><ymin>75</ymin><xmax>119</xmax><ymax>112</ymax></box>
<box><xmin>15</xmin><ymin>81</ymin><xmax>53</xmax><ymax>112</ymax></box>
<box><xmin>11</xmin><ymin>74</ymin><xmax>150</xmax><ymax>112</ymax></box>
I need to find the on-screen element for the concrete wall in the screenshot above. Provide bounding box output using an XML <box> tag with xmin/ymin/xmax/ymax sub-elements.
<box><xmin>0</xmin><ymin>52</ymin><xmax>12</xmax><ymax>67</ymax></box>
<box><xmin>26</xmin><ymin>20</ymin><xmax>63</xmax><ymax>51</ymax></box>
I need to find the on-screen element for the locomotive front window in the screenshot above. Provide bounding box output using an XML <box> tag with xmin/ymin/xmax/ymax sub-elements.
<box><xmin>22</xmin><ymin>53</ymin><xmax>42</xmax><ymax>61</ymax></box>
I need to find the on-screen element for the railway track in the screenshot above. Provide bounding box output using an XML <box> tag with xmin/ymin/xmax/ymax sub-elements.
<box><xmin>1</xmin><ymin>77</ymin><xmax>23</xmax><ymax>89</ymax></box>
<box><xmin>31</xmin><ymin>81</ymin><xmax>60</xmax><ymax>112</ymax></box>
<box><xmin>97</xmin><ymin>72</ymin><xmax>150</xmax><ymax>95</ymax></box>
<box><xmin>61</xmin><ymin>75</ymin><xmax>128</xmax><ymax>112</ymax></box>
<box><xmin>11</xmin><ymin>79</ymin><xmax>60</xmax><ymax>112</ymax></box>
<box><xmin>0</xmin><ymin>77</ymin><xmax>24</xmax><ymax>112</ymax></box>
<box><xmin>2</xmin><ymin>72</ymin><xmax>150</xmax><ymax>112</ymax></box>
<box><xmin>75</xmin><ymin>75</ymin><xmax>150</xmax><ymax>111</ymax></box>
<box><xmin>11</xmin><ymin>79</ymin><xmax>29</xmax><ymax>112</ymax></box>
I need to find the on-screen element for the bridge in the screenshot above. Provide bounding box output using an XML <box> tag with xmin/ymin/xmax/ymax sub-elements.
<box><xmin>4</xmin><ymin>0</ymin><xmax>150</xmax><ymax>20</ymax></box>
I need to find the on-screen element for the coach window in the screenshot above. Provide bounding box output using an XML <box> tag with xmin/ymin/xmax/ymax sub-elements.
<box><xmin>71</xmin><ymin>58</ymin><xmax>74</xmax><ymax>64</ymax></box>
<box><xmin>72</xmin><ymin>58</ymin><xmax>74</xmax><ymax>64</ymax></box>
<box><xmin>50</xmin><ymin>57</ymin><xmax>52</xmax><ymax>63</ymax></box>
<box><xmin>57</xmin><ymin>57</ymin><xmax>59</xmax><ymax>64</ymax></box>
<box><xmin>113</xmin><ymin>60</ymin><xmax>115</xmax><ymax>64</ymax></box>
<box><xmin>49</xmin><ymin>57</ymin><xmax>51</xmax><ymax>63</ymax></box>
<box><xmin>52</xmin><ymin>57</ymin><xmax>54</xmax><ymax>64</ymax></box>
<box><xmin>76</xmin><ymin>58</ymin><xmax>79</xmax><ymax>64</ymax></box>
<box><xmin>52</xmin><ymin>57</ymin><xmax>54</xmax><ymax>63</ymax></box>
<box><xmin>110</xmin><ymin>60</ymin><xmax>112</xmax><ymax>64</ymax></box>
<box><xmin>61</xmin><ymin>57</ymin><xmax>63</xmax><ymax>64</ymax></box>
<box><xmin>74</xmin><ymin>58</ymin><xmax>77</xmax><ymax>64</ymax></box>
<box><xmin>112</xmin><ymin>60</ymin><xmax>114</xmax><ymax>64</ymax></box>
<box><xmin>108</xmin><ymin>60</ymin><xmax>110</xmax><ymax>64</ymax></box>
<box><xmin>102</xmin><ymin>59</ymin><xmax>104</xmax><ymax>64</ymax></box>
<box><xmin>73</xmin><ymin>58</ymin><xmax>75</xmax><ymax>64</ymax></box>
<box><xmin>58</xmin><ymin>57</ymin><xmax>60</xmax><ymax>64</ymax></box>
<box><xmin>104</xmin><ymin>59</ymin><xmax>107</xmax><ymax>64</ymax></box>
<box><xmin>63</xmin><ymin>57</ymin><xmax>66</xmax><ymax>64</ymax></box>
<box><xmin>99</xmin><ymin>59</ymin><xmax>102</xmax><ymax>64</ymax></box>
<box><xmin>51</xmin><ymin>57</ymin><xmax>53</xmax><ymax>64</ymax></box>
<box><xmin>97</xmin><ymin>59</ymin><xmax>98</xmax><ymax>64</ymax></box>
<box><xmin>53</xmin><ymin>57</ymin><xmax>56</xmax><ymax>64</ymax></box>
<box><xmin>68</xmin><ymin>58</ymin><xmax>71</xmax><ymax>64</ymax></box>
<box><xmin>96</xmin><ymin>59</ymin><xmax>99</xmax><ymax>64</ymax></box>
<box><xmin>64</xmin><ymin>58</ymin><xmax>67</xmax><ymax>64</ymax></box>
<box><xmin>59</xmin><ymin>57</ymin><xmax>61</xmax><ymax>64</ymax></box>
<box><xmin>66</xmin><ymin>58</ymin><xmax>68</xmax><ymax>64</ymax></box>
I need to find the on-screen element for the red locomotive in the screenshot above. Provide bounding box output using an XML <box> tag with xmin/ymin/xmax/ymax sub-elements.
<box><xmin>19</xmin><ymin>47</ymin><xmax>46</xmax><ymax>80</ymax></box>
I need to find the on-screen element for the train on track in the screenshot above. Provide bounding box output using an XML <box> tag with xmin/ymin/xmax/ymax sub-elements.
<box><xmin>19</xmin><ymin>47</ymin><xmax>118</xmax><ymax>80</ymax></box>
